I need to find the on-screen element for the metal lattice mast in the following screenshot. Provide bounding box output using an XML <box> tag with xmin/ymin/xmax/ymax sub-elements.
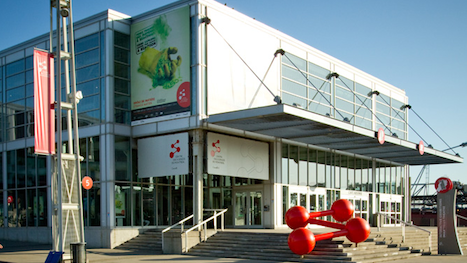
<box><xmin>50</xmin><ymin>0</ymin><xmax>85</xmax><ymax>257</ymax></box>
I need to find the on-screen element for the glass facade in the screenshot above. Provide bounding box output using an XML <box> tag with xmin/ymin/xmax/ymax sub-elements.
<box><xmin>0</xmin><ymin>19</ymin><xmax>108</xmax><ymax>229</ymax></box>
<box><xmin>114</xmin><ymin>31</ymin><xmax>131</xmax><ymax>124</ymax></box>
<box><xmin>280</xmin><ymin>142</ymin><xmax>403</xmax><ymax>194</ymax></box>
<box><xmin>281</xmin><ymin>53</ymin><xmax>408</xmax><ymax>139</ymax></box>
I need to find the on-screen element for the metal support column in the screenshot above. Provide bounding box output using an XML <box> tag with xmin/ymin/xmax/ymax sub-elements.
<box><xmin>50</xmin><ymin>0</ymin><xmax>85</xmax><ymax>260</ymax></box>
<box><xmin>192</xmin><ymin>130</ymin><xmax>204</xmax><ymax>226</ymax></box>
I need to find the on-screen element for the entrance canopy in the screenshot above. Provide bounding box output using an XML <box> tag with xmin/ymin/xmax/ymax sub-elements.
<box><xmin>207</xmin><ymin>104</ymin><xmax>463</xmax><ymax>166</ymax></box>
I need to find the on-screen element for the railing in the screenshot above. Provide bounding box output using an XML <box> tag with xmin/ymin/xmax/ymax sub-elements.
<box><xmin>457</xmin><ymin>214</ymin><xmax>467</xmax><ymax>222</ymax></box>
<box><xmin>161</xmin><ymin>214</ymin><xmax>194</xmax><ymax>252</ymax></box>
<box><xmin>375</xmin><ymin>212</ymin><xmax>432</xmax><ymax>252</ymax></box>
<box><xmin>183</xmin><ymin>208</ymin><xmax>228</xmax><ymax>253</ymax></box>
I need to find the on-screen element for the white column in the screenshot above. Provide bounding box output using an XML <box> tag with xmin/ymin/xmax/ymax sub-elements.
<box><xmin>192</xmin><ymin>129</ymin><xmax>204</xmax><ymax>225</ymax></box>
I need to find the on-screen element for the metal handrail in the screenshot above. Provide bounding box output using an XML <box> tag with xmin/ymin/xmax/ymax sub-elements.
<box><xmin>376</xmin><ymin>212</ymin><xmax>432</xmax><ymax>252</ymax></box>
<box><xmin>183</xmin><ymin>208</ymin><xmax>228</xmax><ymax>253</ymax></box>
<box><xmin>457</xmin><ymin>214</ymin><xmax>467</xmax><ymax>222</ymax></box>
<box><xmin>161</xmin><ymin>214</ymin><xmax>194</xmax><ymax>252</ymax></box>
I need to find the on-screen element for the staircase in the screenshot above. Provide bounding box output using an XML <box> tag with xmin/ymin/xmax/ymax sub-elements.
<box><xmin>115</xmin><ymin>228</ymin><xmax>163</xmax><ymax>253</ymax></box>
<box><xmin>185</xmin><ymin>228</ymin><xmax>438</xmax><ymax>263</ymax></box>
<box><xmin>369</xmin><ymin>227</ymin><xmax>437</xmax><ymax>255</ymax></box>
<box><xmin>113</xmin><ymin>227</ymin><xmax>467</xmax><ymax>261</ymax></box>
<box><xmin>457</xmin><ymin>227</ymin><xmax>467</xmax><ymax>253</ymax></box>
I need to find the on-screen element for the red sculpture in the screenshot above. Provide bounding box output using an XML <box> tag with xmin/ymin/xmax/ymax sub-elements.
<box><xmin>286</xmin><ymin>199</ymin><xmax>371</xmax><ymax>255</ymax></box>
<box><xmin>285</xmin><ymin>199</ymin><xmax>354</xmax><ymax>229</ymax></box>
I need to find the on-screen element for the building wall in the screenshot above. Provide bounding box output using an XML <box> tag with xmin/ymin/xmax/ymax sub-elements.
<box><xmin>0</xmin><ymin>0</ymin><xmax>410</xmax><ymax>247</ymax></box>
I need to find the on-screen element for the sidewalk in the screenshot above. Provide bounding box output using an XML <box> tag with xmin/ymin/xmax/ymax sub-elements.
<box><xmin>0</xmin><ymin>240</ymin><xmax>466</xmax><ymax>263</ymax></box>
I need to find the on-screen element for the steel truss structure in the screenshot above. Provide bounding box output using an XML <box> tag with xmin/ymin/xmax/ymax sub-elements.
<box><xmin>50</xmin><ymin>0</ymin><xmax>85</xmax><ymax>259</ymax></box>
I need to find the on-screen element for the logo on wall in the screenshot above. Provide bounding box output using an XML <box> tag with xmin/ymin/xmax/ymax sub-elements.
<box><xmin>211</xmin><ymin>140</ymin><xmax>221</xmax><ymax>157</ymax></box>
<box><xmin>170</xmin><ymin>140</ymin><xmax>181</xmax><ymax>158</ymax></box>
<box><xmin>435</xmin><ymin>177</ymin><xmax>453</xmax><ymax>194</ymax></box>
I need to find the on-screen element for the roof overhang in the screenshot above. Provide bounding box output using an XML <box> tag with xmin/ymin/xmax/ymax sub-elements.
<box><xmin>206</xmin><ymin>104</ymin><xmax>463</xmax><ymax>166</ymax></box>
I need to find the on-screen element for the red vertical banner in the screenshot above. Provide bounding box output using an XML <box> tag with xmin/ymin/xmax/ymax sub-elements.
<box><xmin>34</xmin><ymin>50</ymin><xmax>55</xmax><ymax>155</ymax></box>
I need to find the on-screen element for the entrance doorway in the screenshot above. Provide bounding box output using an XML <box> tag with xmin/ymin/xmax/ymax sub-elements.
<box><xmin>234</xmin><ymin>191</ymin><xmax>262</xmax><ymax>227</ymax></box>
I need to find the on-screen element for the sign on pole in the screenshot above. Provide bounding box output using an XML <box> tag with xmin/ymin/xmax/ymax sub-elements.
<box><xmin>34</xmin><ymin>49</ymin><xmax>55</xmax><ymax>155</ymax></box>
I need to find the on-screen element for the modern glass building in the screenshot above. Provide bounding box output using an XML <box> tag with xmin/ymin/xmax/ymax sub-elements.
<box><xmin>0</xmin><ymin>0</ymin><xmax>462</xmax><ymax>248</ymax></box>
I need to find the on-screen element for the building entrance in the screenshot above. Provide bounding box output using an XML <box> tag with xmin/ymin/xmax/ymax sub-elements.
<box><xmin>234</xmin><ymin>190</ymin><xmax>262</xmax><ymax>227</ymax></box>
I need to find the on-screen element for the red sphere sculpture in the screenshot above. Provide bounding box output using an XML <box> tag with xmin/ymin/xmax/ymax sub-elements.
<box><xmin>285</xmin><ymin>206</ymin><xmax>309</xmax><ymax>229</ymax></box>
<box><xmin>285</xmin><ymin>199</ymin><xmax>370</xmax><ymax>255</ymax></box>
<box><xmin>330</xmin><ymin>199</ymin><xmax>354</xmax><ymax>222</ymax></box>
<box><xmin>345</xmin><ymin>217</ymin><xmax>371</xmax><ymax>243</ymax></box>
<box><xmin>288</xmin><ymin>227</ymin><xmax>315</xmax><ymax>255</ymax></box>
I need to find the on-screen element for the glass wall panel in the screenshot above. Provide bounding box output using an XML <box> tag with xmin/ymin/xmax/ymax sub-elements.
<box><xmin>75</xmin><ymin>33</ymin><xmax>99</xmax><ymax>53</ymax></box>
<box><xmin>281</xmin><ymin>144</ymin><xmax>288</xmax><ymax>184</ymax></box>
<box><xmin>308</xmin><ymin>149</ymin><xmax>317</xmax><ymax>187</ymax></box>
<box><xmin>7</xmin><ymin>151</ymin><xmax>16</xmax><ymax>189</ymax></box>
<box><xmin>299</xmin><ymin>147</ymin><xmax>307</xmax><ymax>185</ymax></box>
<box><xmin>17</xmin><ymin>190</ymin><xmax>26</xmax><ymax>227</ymax></box>
<box><xmin>7</xmin><ymin>190</ymin><xmax>16</xmax><ymax>227</ymax></box>
<box><xmin>38</xmin><ymin>187</ymin><xmax>47</xmax><ymax>226</ymax></box>
<box><xmin>317</xmin><ymin>151</ymin><xmax>325</xmax><ymax>187</ymax></box>
<box><xmin>157</xmin><ymin>184</ymin><xmax>169</xmax><ymax>225</ymax></box>
<box><xmin>308</xmin><ymin>62</ymin><xmax>330</xmax><ymax>79</ymax></box>
<box><xmin>133</xmin><ymin>184</ymin><xmax>142</xmax><ymax>226</ymax></box>
<box><xmin>27</xmin><ymin>189</ymin><xmax>35</xmax><ymax>226</ymax></box>
<box><xmin>325</xmin><ymin>152</ymin><xmax>332</xmax><ymax>188</ymax></box>
<box><xmin>288</xmin><ymin>146</ymin><xmax>298</xmax><ymax>185</ymax></box>
<box><xmin>115</xmin><ymin>183</ymin><xmax>131</xmax><ymax>226</ymax></box>
<box><xmin>115</xmin><ymin>136</ymin><xmax>131</xmax><ymax>181</ymax></box>
<box><xmin>0</xmin><ymin>193</ymin><xmax>3</xmax><ymax>227</ymax></box>
<box><xmin>334</xmin><ymin>154</ymin><xmax>340</xmax><ymax>189</ymax></box>
<box><xmin>143</xmin><ymin>185</ymin><xmax>155</xmax><ymax>226</ymax></box>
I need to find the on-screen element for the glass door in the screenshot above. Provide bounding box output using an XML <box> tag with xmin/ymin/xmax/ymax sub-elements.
<box><xmin>234</xmin><ymin>191</ymin><xmax>262</xmax><ymax>227</ymax></box>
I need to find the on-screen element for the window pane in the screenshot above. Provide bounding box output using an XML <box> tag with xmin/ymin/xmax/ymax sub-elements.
<box><xmin>78</xmin><ymin>94</ymin><xmax>99</xmax><ymax>113</ymax></box>
<box><xmin>115</xmin><ymin>183</ymin><xmax>131</xmax><ymax>226</ymax></box>
<box><xmin>6</xmin><ymin>86</ymin><xmax>25</xmax><ymax>102</ymax></box>
<box><xmin>75</xmin><ymin>33</ymin><xmax>99</xmax><ymax>53</ymax></box>
<box><xmin>289</xmin><ymin>146</ymin><xmax>298</xmax><ymax>185</ymax></box>
<box><xmin>6</xmin><ymin>73</ymin><xmax>25</xmax><ymax>89</ymax></box>
<box><xmin>114</xmin><ymin>31</ymin><xmax>130</xmax><ymax>49</ymax></box>
<box><xmin>77</xmin><ymin>79</ymin><xmax>99</xmax><ymax>96</ymax></box>
<box><xmin>27</xmin><ymin>189</ymin><xmax>36</xmax><ymax>226</ymax></box>
<box><xmin>27</xmin><ymin>149</ymin><xmax>36</xmax><ymax>187</ymax></box>
<box><xmin>308</xmin><ymin>62</ymin><xmax>330</xmax><ymax>79</ymax></box>
<box><xmin>115</xmin><ymin>93</ymin><xmax>130</xmax><ymax>109</ymax></box>
<box><xmin>115</xmin><ymin>136</ymin><xmax>131</xmax><ymax>181</ymax></box>
<box><xmin>6</xmin><ymin>59</ymin><xmax>25</xmax><ymax>76</ymax></box>
<box><xmin>282</xmin><ymin>65</ymin><xmax>306</xmax><ymax>84</ymax></box>
<box><xmin>76</xmin><ymin>49</ymin><xmax>99</xmax><ymax>68</ymax></box>
<box><xmin>76</xmin><ymin>64</ymin><xmax>99</xmax><ymax>82</ymax></box>
<box><xmin>282</xmin><ymin>78</ymin><xmax>306</xmax><ymax>97</ymax></box>
<box><xmin>283</xmin><ymin>53</ymin><xmax>306</xmax><ymax>71</ymax></box>
<box><xmin>114</xmin><ymin>47</ymin><xmax>129</xmax><ymax>63</ymax></box>
<box><xmin>114</xmin><ymin>63</ymin><xmax>129</xmax><ymax>79</ymax></box>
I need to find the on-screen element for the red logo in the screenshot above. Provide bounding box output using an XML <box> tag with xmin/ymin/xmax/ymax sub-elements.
<box><xmin>377</xmin><ymin>128</ymin><xmax>385</xmax><ymax>145</ymax></box>
<box><xmin>7</xmin><ymin>196</ymin><xmax>13</xmax><ymax>204</ymax></box>
<box><xmin>418</xmin><ymin>141</ymin><xmax>424</xmax><ymax>155</ymax></box>
<box><xmin>211</xmin><ymin>140</ymin><xmax>221</xmax><ymax>157</ymax></box>
<box><xmin>177</xmin><ymin>82</ymin><xmax>190</xmax><ymax>108</ymax></box>
<box><xmin>435</xmin><ymin>177</ymin><xmax>453</xmax><ymax>194</ymax></box>
<box><xmin>170</xmin><ymin>140</ymin><xmax>181</xmax><ymax>158</ymax></box>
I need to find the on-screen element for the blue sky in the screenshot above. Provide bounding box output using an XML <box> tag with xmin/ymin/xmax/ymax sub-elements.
<box><xmin>1</xmin><ymin>0</ymin><xmax>466</xmax><ymax>192</ymax></box>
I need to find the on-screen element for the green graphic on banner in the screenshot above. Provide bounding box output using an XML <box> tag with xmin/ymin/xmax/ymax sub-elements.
<box><xmin>131</xmin><ymin>6</ymin><xmax>190</xmax><ymax>123</ymax></box>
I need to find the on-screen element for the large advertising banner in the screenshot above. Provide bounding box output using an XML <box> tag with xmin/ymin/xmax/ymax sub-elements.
<box><xmin>138</xmin><ymin>132</ymin><xmax>189</xmax><ymax>178</ymax></box>
<box><xmin>131</xmin><ymin>7</ymin><xmax>191</xmax><ymax>125</ymax></box>
<box><xmin>207</xmin><ymin>132</ymin><xmax>269</xmax><ymax>180</ymax></box>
